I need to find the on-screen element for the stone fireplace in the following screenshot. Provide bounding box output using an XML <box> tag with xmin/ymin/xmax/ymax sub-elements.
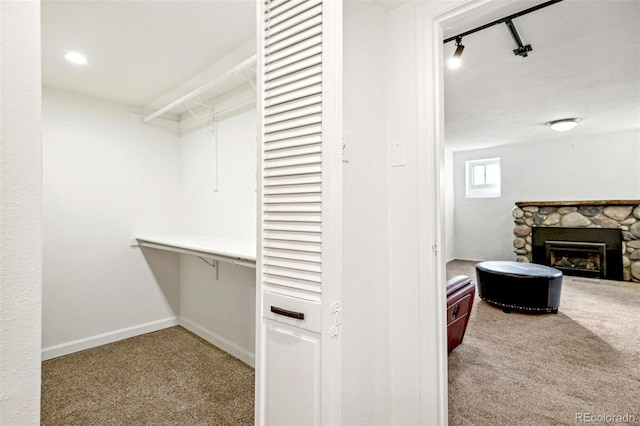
<box><xmin>512</xmin><ymin>201</ymin><xmax>640</xmax><ymax>282</ymax></box>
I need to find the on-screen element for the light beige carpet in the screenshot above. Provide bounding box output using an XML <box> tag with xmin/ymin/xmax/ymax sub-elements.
<box><xmin>447</xmin><ymin>260</ymin><xmax>640</xmax><ymax>426</ymax></box>
<box><xmin>42</xmin><ymin>265</ymin><xmax>640</xmax><ymax>425</ymax></box>
<box><xmin>41</xmin><ymin>326</ymin><xmax>254</xmax><ymax>425</ymax></box>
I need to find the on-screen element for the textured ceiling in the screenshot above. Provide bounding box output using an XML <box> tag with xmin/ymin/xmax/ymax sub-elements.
<box><xmin>42</xmin><ymin>0</ymin><xmax>256</xmax><ymax>109</ymax></box>
<box><xmin>442</xmin><ymin>0</ymin><xmax>640</xmax><ymax>151</ymax></box>
<box><xmin>42</xmin><ymin>1</ymin><xmax>639</xmax><ymax>151</ymax></box>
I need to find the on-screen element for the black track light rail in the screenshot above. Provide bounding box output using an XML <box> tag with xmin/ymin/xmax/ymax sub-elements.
<box><xmin>443</xmin><ymin>0</ymin><xmax>564</xmax><ymax>44</ymax></box>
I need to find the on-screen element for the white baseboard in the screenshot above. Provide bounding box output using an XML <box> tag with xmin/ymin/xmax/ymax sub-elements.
<box><xmin>41</xmin><ymin>317</ymin><xmax>179</xmax><ymax>361</ymax></box>
<box><xmin>450</xmin><ymin>257</ymin><xmax>484</xmax><ymax>263</ymax></box>
<box><xmin>179</xmin><ymin>317</ymin><xmax>255</xmax><ymax>368</ymax></box>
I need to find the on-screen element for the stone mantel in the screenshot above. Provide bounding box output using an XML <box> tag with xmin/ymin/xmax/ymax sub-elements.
<box><xmin>516</xmin><ymin>200</ymin><xmax>640</xmax><ymax>207</ymax></box>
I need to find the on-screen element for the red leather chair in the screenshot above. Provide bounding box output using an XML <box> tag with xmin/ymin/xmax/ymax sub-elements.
<box><xmin>447</xmin><ymin>275</ymin><xmax>475</xmax><ymax>353</ymax></box>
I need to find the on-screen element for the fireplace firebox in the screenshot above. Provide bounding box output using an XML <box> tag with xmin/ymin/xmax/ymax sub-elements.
<box><xmin>532</xmin><ymin>227</ymin><xmax>623</xmax><ymax>280</ymax></box>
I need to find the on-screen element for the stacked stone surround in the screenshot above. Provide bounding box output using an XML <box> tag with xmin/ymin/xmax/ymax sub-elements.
<box><xmin>512</xmin><ymin>201</ymin><xmax>640</xmax><ymax>282</ymax></box>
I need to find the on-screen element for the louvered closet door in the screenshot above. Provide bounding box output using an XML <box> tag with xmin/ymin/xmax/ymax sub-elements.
<box><xmin>257</xmin><ymin>0</ymin><xmax>342</xmax><ymax>424</ymax></box>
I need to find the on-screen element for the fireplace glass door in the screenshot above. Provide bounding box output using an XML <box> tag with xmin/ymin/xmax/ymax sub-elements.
<box><xmin>545</xmin><ymin>241</ymin><xmax>606</xmax><ymax>278</ymax></box>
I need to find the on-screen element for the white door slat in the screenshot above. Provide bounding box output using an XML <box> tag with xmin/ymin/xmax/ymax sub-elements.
<box><xmin>264</xmin><ymin>153</ymin><xmax>321</xmax><ymax>169</ymax></box>
<box><xmin>265</xmin><ymin>54</ymin><xmax>322</xmax><ymax>82</ymax></box>
<box><xmin>266</xmin><ymin>35</ymin><xmax>322</xmax><ymax>66</ymax></box>
<box><xmin>265</xmin><ymin>45</ymin><xmax>322</xmax><ymax>75</ymax></box>
<box><xmin>264</xmin><ymin>221</ymin><xmax>322</xmax><ymax>233</ymax></box>
<box><xmin>264</xmin><ymin>84</ymin><xmax>322</xmax><ymax>109</ymax></box>
<box><xmin>264</xmin><ymin>173</ymin><xmax>321</xmax><ymax>187</ymax></box>
<box><xmin>265</xmin><ymin>66</ymin><xmax>322</xmax><ymax>94</ymax></box>
<box><xmin>264</xmin><ymin>114</ymin><xmax>321</xmax><ymax>135</ymax></box>
<box><xmin>264</xmin><ymin>183</ymin><xmax>321</xmax><ymax>195</ymax></box>
<box><xmin>264</xmin><ymin>0</ymin><xmax>292</xmax><ymax>14</ymax></box>
<box><xmin>265</xmin><ymin>74</ymin><xmax>323</xmax><ymax>101</ymax></box>
<box><xmin>264</xmin><ymin>192</ymin><xmax>322</xmax><ymax>203</ymax></box>
<box><xmin>266</xmin><ymin>14</ymin><xmax>322</xmax><ymax>48</ymax></box>
<box><xmin>265</xmin><ymin>0</ymin><xmax>321</xmax><ymax>28</ymax></box>
<box><xmin>265</xmin><ymin>95</ymin><xmax>322</xmax><ymax>119</ymax></box>
<box><xmin>263</xmin><ymin>124</ymin><xmax>321</xmax><ymax>144</ymax></box>
<box><xmin>264</xmin><ymin>248</ymin><xmax>321</xmax><ymax>263</ymax></box>
<box><xmin>263</xmin><ymin>163</ymin><xmax>322</xmax><ymax>178</ymax></box>
<box><xmin>265</xmin><ymin>134</ymin><xmax>322</xmax><ymax>151</ymax></box>
<box><xmin>266</xmin><ymin>24</ymin><xmax>322</xmax><ymax>58</ymax></box>
<box><xmin>264</xmin><ymin>203</ymin><xmax>321</xmax><ymax>213</ymax></box>
<box><xmin>264</xmin><ymin>230</ymin><xmax>322</xmax><ymax>243</ymax></box>
<box><xmin>263</xmin><ymin>276</ymin><xmax>321</xmax><ymax>293</ymax></box>
<box><xmin>264</xmin><ymin>211</ymin><xmax>321</xmax><ymax>222</ymax></box>
<box><xmin>264</xmin><ymin>102</ymin><xmax>321</xmax><ymax>126</ymax></box>
<box><xmin>264</xmin><ymin>265</ymin><xmax>321</xmax><ymax>283</ymax></box>
<box><xmin>265</xmin><ymin>0</ymin><xmax>307</xmax><ymax>21</ymax></box>
<box><xmin>264</xmin><ymin>239</ymin><xmax>322</xmax><ymax>253</ymax></box>
<box><xmin>264</xmin><ymin>144</ymin><xmax>321</xmax><ymax>160</ymax></box>
<box><xmin>265</xmin><ymin>257</ymin><xmax>322</xmax><ymax>273</ymax></box>
<box><xmin>265</xmin><ymin>4</ymin><xmax>322</xmax><ymax>41</ymax></box>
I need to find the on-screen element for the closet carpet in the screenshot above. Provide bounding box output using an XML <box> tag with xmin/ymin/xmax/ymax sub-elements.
<box><xmin>446</xmin><ymin>260</ymin><xmax>640</xmax><ymax>426</ymax></box>
<box><xmin>41</xmin><ymin>326</ymin><xmax>254</xmax><ymax>425</ymax></box>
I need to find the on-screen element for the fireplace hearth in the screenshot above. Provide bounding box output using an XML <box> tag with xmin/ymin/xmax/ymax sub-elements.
<box><xmin>532</xmin><ymin>227</ymin><xmax>622</xmax><ymax>280</ymax></box>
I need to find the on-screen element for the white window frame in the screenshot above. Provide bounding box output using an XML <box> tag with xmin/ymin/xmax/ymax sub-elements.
<box><xmin>465</xmin><ymin>157</ymin><xmax>501</xmax><ymax>198</ymax></box>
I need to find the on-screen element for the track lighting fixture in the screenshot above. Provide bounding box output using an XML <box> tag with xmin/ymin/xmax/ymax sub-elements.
<box><xmin>443</xmin><ymin>0</ymin><xmax>563</xmax><ymax>62</ymax></box>
<box><xmin>448</xmin><ymin>37</ymin><xmax>465</xmax><ymax>69</ymax></box>
<box><xmin>546</xmin><ymin>118</ymin><xmax>581</xmax><ymax>132</ymax></box>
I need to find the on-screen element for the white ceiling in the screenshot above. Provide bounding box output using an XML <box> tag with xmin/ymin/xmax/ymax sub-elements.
<box><xmin>42</xmin><ymin>0</ymin><xmax>256</xmax><ymax>112</ymax></box>
<box><xmin>443</xmin><ymin>0</ymin><xmax>640</xmax><ymax>151</ymax></box>
<box><xmin>42</xmin><ymin>1</ymin><xmax>639</xmax><ymax>150</ymax></box>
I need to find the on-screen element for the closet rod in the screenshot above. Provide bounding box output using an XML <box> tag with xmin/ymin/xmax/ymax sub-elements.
<box><xmin>142</xmin><ymin>55</ymin><xmax>257</xmax><ymax>124</ymax></box>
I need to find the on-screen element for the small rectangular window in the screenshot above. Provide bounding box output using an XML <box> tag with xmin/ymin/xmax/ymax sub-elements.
<box><xmin>466</xmin><ymin>158</ymin><xmax>501</xmax><ymax>198</ymax></box>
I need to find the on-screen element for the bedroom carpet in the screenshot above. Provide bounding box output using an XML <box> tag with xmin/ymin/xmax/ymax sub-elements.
<box><xmin>42</xmin><ymin>263</ymin><xmax>640</xmax><ymax>425</ymax></box>
<box><xmin>41</xmin><ymin>326</ymin><xmax>254</xmax><ymax>425</ymax></box>
<box><xmin>447</xmin><ymin>260</ymin><xmax>640</xmax><ymax>426</ymax></box>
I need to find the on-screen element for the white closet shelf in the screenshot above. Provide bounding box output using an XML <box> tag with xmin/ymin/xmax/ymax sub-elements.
<box><xmin>134</xmin><ymin>233</ymin><xmax>256</xmax><ymax>268</ymax></box>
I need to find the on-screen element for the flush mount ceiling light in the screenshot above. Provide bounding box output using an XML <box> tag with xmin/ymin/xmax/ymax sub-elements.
<box><xmin>546</xmin><ymin>118</ymin><xmax>581</xmax><ymax>132</ymax></box>
<box><xmin>448</xmin><ymin>37</ymin><xmax>465</xmax><ymax>69</ymax></box>
<box><xmin>64</xmin><ymin>51</ymin><xmax>89</xmax><ymax>65</ymax></box>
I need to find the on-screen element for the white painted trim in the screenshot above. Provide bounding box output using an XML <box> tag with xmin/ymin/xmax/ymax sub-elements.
<box><xmin>452</xmin><ymin>257</ymin><xmax>484</xmax><ymax>263</ymax></box>
<box><xmin>41</xmin><ymin>317</ymin><xmax>179</xmax><ymax>361</ymax></box>
<box><xmin>179</xmin><ymin>317</ymin><xmax>255</xmax><ymax>368</ymax></box>
<box><xmin>415</xmin><ymin>5</ymin><xmax>448</xmax><ymax>424</ymax></box>
<box><xmin>416</xmin><ymin>1</ymin><xmax>506</xmax><ymax>424</ymax></box>
<box><xmin>254</xmin><ymin>0</ymin><xmax>266</xmax><ymax>423</ymax></box>
<box><xmin>320</xmin><ymin>0</ymin><xmax>343</xmax><ymax>424</ymax></box>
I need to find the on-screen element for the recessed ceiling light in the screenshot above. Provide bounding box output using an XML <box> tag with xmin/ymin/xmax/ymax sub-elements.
<box><xmin>64</xmin><ymin>51</ymin><xmax>89</xmax><ymax>65</ymax></box>
<box><xmin>546</xmin><ymin>118</ymin><xmax>581</xmax><ymax>132</ymax></box>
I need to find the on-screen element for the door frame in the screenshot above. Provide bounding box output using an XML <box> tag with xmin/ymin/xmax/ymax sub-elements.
<box><xmin>415</xmin><ymin>0</ymin><xmax>496</xmax><ymax>423</ymax></box>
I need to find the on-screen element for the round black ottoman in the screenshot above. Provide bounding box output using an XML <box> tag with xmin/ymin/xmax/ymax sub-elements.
<box><xmin>475</xmin><ymin>261</ymin><xmax>563</xmax><ymax>314</ymax></box>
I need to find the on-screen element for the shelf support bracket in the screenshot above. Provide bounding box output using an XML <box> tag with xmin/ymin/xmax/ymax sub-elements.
<box><xmin>198</xmin><ymin>256</ymin><xmax>219</xmax><ymax>280</ymax></box>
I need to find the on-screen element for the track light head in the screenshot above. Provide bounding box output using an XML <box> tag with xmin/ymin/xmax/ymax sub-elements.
<box><xmin>449</xmin><ymin>37</ymin><xmax>465</xmax><ymax>69</ymax></box>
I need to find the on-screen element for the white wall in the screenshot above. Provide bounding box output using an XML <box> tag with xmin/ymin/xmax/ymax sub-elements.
<box><xmin>342</xmin><ymin>2</ymin><xmax>391</xmax><ymax>424</ymax></box>
<box><xmin>177</xmin><ymin>109</ymin><xmax>257</xmax><ymax>365</ymax></box>
<box><xmin>385</xmin><ymin>2</ymin><xmax>466</xmax><ymax>424</ymax></box>
<box><xmin>0</xmin><ymin>1</ymin><xmax>43</xmax><ymax>422</ymax></box>
<box><xmin>42</xmin><ymin>88</ymin><xmax>181</xmax><ymax>357</ymax></box>
<box><xmin>41</xmin><ymin>85</ymin><xmax>257</xmax><ymax>366</ymax></box>
<box><xmin>385</xmin><ymin>5</ymin><xmax>424</xmax><ymax>423</ymax></box>
<box><xmin>453</xmin><ymin>129</ymin><xmax>640</xmax><ymax>261</ymax></box>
